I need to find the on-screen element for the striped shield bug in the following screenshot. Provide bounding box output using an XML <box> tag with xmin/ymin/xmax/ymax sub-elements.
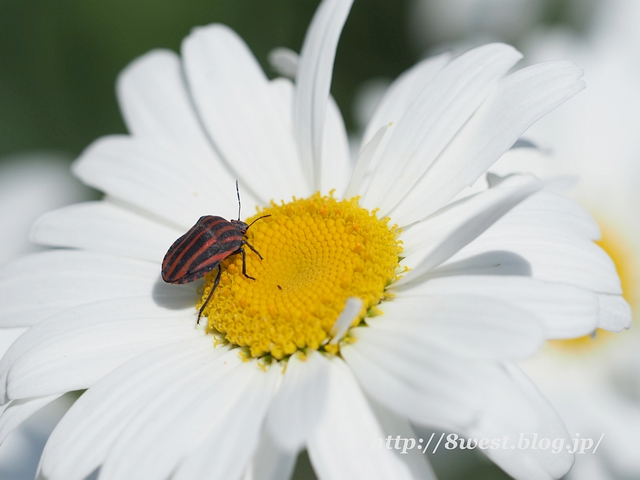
<box><xmin>161</xmin><ymin>182</ymin><xmax>270</xmax><ymax>324</ymax></box>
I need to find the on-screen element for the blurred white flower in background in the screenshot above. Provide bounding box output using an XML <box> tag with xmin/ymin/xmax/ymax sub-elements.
<box><xmin>0</xmin><ymin>152</ymin><xmax>92</xmax><ymax>479</ymax></box>
<box><xmin>0</xmin><ymin>152</ymin><xmax>93</xmax><ymax>266</ymax></box>
<box><xmin>390</xmin><ymin>0</ymin><xmax>640</xmax><ymax>478</ymax></box>
<box><xmin>487</xmin><ymin>0</ymin><xmax>640</xmax><ymax>478</ymax></box>
<box><xmin>408</xmin><ymin>0</ymin><xmax>545</xmax><ymax>51</ymax></box>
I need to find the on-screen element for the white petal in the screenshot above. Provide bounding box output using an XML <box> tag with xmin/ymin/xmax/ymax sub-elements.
<box><xmin>393</xmin><ymin>276</ymin><xmax>599</xmax><ymax>340</ymax></box>
<box><xmin>117</xmin><ymin>49</ymin><xmax>208</xmax><ymax>146</ymax></box>
<box><xmin>361</xmin><ymin>44</ymin><xmax>522</xmax><ymax>215</ymax></box>
<box><xmin>269</xmin><ymin>78</ymin><xmax>294</xmax><ymax>133</ymax></box>
<box><xmin>494</xmin><ymin>188</ymin><xmax>601</xmax><ymax>241</ymax></box>
<box><xmin>445</xmin><ymin>218</ymin><xmax>621</xmax><ymax>294</ymax></box>
<box><xmin>397</xmin><ymin>176</ymin><xmax>544</xmax><ymax>285</ymax></box>
<box><xmin>597</xmin><ymin>294</ymin><xmax>632</xmax><ymax>331</ymax></box>
<box><xmin>172</xmin><ymin>369</ymin><xmax>278</xmax><ymax>480</ymax></box>
<box><xmin>344</xmin><ymin>123</ymin><xmax>391</xmax><ymax>199</ymax></box>
<box><xmin>0</xmin><ymin>153</ymin><xmax>94</xmax><ymax>267</ymax></box>
<box><xmin>345</xmin><ymin>336</ymin><xmax>573</xmax><ymax>478</ymax></box>
<box><xmin>269</xmin><ymin>73</ymin><xmax>351</xmax><ymax>196</ymax></box>
<box><xmin>0</xmin><ymin>328</ymin><xmax>26</xmax><ymax>357</ymax></box>
<box><xmin>0</xmin><ymin>250</ymin><xmax>193</xmax><ymax>328</ymax></box>
<box><xmin>172</xmin><ymin>365</ymin><xmax>279</xmax><ymax>480</ymax></box>
<box><xmin>182</xmin><ymin>24</ymin><xmax>307</xmax><ymax>203</ymax></box>
<box><xmin>268</xmin><ymin>47</ymin><xmax>299</xmax><ymax>79</ymax></box>
<box><xmin>466</xmin><ymin>363</ymin><xmax>573</xmax><ymax>480</ymax></box>
<box><xmin>243</xmin><ymin>429</ymin><xmax>297</xmax><ymax>480</ymax></box>
<box><xmin>74</xmin><ymin>135</ymin><xmax>249</xmax><ymax>230</ymax></box>
<box><xmin>360</xmin><ymin>52</ymin><xmax>451</xmax><ymax>150</ymax></box>
<box><xmin>367</xmin><ymin>399</ymin><xmax>437</xmax><ymax>480</ymax></box>
<box><xmin>563</xmin><ymin>452</ymin><xmax>609</xmax><ymax>480</ymax></box>
<box><xmin>487</xmin><ymin>166</ymin><xmax>600</xmax><ymax>240</ymax></box>
<box><xmin>2</xmin><ymin>297</ymin><xmax>198</xmax><ymax>402</ymax></box>
<box><xmin>353</xmin><ymin>54</ymin><xmax>449</xmax><ymax>197</ymax></box>
<box><xmin>320</xmin><ymin>95</ymin><xmax>351</xmax><ymax>195</ymax></box>
<box><xmin>420</xmin><ymin>250</ymin><xmax>533</xmax><ymax>279</ymax></box>
<box><xmin>366</xmin><ymin>294</ymin><xmax>545</xmax><ymax>359</ymax></box>
<box><xmin>0</xmin><ymin>394</ymin><xmax>61</xmax><ymax>445</ymax></box>
<box><xmin>266</xmin><ymin>350</ymin><xmax>330</xmax><ymax>453</ymax></box>
<box><xmin>390</xmin><ymin>61</ymin><xmax>585</xmax><ymax>224</ymax></box>
<box><xmin>329</xmin><ymin>297</ymin><xmax>363</xmax><ymax>343</ymax></box>
<box><xmin>342</xmin><ymin>339</ymin><xmax>482</xmax><ymax>433</ymax></box>
<box><xmin>106</xmin><ymin>48</ymin><xmax>250</xmax><ymax>218</ymax></box>
<box><xmin>40</xmin><ymin>337</ymin><xmax>222</xmax><ymax>480</ymax></box>
<box><xmin>293</xmin><ymin>0</ymin><xmax>353</xmax><ymax>190</ymax></box>
<box><xmin>307</xmin><ymin>357</ymin><xmax>421</xmax><ymax>480</ymax></box>
<box><xmin>30</xmin><ymin>200</ymin><xmax>183</xmax><ymax>262</ymax></box>
<box><xmin>97</xmin><ymin>349</ymin><xmax>267</xmax><ymax>480</ymax></box>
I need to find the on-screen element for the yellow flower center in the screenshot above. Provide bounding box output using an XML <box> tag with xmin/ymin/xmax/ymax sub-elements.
<box><xmin>198</xmin><ymin>193</ymin><xmax>403</xmax><ymax>359</ymax></box>
<box><xmin>549</xmin><ymin>224</ymin><xmax>637</xmax><ymax>353</ymax></box>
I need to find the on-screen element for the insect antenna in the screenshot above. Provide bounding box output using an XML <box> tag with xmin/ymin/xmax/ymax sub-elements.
<box><xmin>235</xmin><ymin>180</ymin><xmax>242</xmax><ymax>220</ymax></box>
<box><xmin>246</xmin><ymin>214</ymin><xmax>271</xmax><ymax>231</ymax></box>
<box><xmin>235</xmin><ymin>181</ymin><xmax>270</xmax><ymax>230</ymax></box>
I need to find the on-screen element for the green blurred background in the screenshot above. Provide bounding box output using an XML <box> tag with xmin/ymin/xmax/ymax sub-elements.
<box><xmin>0</xmin><ymin>0</ymin><xmax>422</xmax><ymax>158</ymax></box>
<box><xmin>0</xmin><ymin>0</ymin><xmax>581</xmax><ymax>160</ymax></box>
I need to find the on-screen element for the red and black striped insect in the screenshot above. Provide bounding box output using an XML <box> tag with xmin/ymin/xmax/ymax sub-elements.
<box><xmin>161</xmin><ymin>182</ymin><xmax>269</xmax><ymax>324</ymax></box>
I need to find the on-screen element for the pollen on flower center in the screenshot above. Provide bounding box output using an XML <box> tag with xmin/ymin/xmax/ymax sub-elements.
<box><xmin>198</xmin><ymin>193</ymin><xmax>403</xmax><ymax>359</ymax></box>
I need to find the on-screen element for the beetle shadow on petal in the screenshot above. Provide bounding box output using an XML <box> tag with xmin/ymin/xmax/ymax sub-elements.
<box><xmin>151</xmin><ymin>276</ymin><xmax>200</xmax><ymax>310</ymax></box>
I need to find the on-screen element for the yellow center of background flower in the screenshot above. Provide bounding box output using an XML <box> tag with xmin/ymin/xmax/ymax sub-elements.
<box><xmin>198</xmin><ymin>193</ymin><xmax>403</xmax><ymax>359</ymax></box>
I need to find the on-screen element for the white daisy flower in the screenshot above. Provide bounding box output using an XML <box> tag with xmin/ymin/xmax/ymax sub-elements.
<box><xmin>0</xmin><ymin>0</ymin><xmax>630</xmax><ymax>479</ymax></box>
<box><xmin>489</xmin><ymin>1</ymin><xmax>640</xmax><ymax>478</ymax></box>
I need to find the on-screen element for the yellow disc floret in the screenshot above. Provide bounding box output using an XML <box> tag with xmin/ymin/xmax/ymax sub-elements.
<box><xmin>198</xmin><ymin>193</ymin><xmax>403</xmax><ymax>359</ymax></box>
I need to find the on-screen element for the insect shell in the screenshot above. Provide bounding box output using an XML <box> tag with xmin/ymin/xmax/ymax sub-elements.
<box><xmin>161</xmin><ymin>183</ymin><xmax>269</xmax><ymax>324</ymax></box>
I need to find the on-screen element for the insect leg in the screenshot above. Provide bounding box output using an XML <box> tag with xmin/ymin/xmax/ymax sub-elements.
<box><xmin>197</xmin><ymin>264</ymin><xmax>221</xmax><ymax>324</ymax></box>
<box><xmin>239</xmin><ymin>248</ymin><xmax>256</xmax><ymax>281</ymax></box>
<box><xmin>243</xmin><ymin>241</ymin><xmax>264</xmax><ymax>260</ymax></box>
